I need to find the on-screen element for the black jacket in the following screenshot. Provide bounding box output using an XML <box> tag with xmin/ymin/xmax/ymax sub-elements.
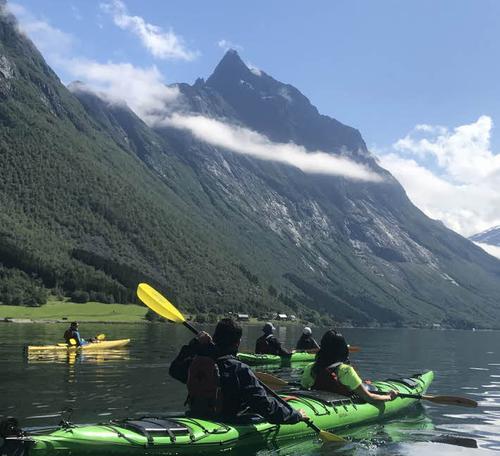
<box><xmin>255</xmin><ymin>334</ymin><xmax>291</xmax><ymax>356</ymax></box>
<box><xmin>169</xmin><ymin>339</ymin><xmax>301</xmax><ymax>425</ymax></box>
<box><xmin>296</xmin><ymin>334</ymin><xmax>320</xmax><ymax>351</ymax></box>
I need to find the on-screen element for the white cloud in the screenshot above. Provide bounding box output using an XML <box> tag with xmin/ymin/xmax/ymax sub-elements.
<box><xmin>64</xmin><ymin>59</ymin><xmax>179</xmax><ymax>124</ymax></box>
<box><xmin>377</xmin><ymin>116</ymin><xmax>500</xmax><ymax>237</ymax></box>
<box><xmin>163</xmin><ymin>114</ymin><xmax>382</xmax><ymax>181</ymax></box>
<box><xmin>101</xmin><ymin>0</ymin><xmax>197</xmax><ymax>61</ymax></box>
<box><xmin>5</xmin><ymin>3</ymin><xmax>179</xmax><ymax>124</ymax></box>
<box><xmin>6</xmin><ymin>2</ymin><xmax>74</xmax><ymax>57</ymax></box>
<box><xmin>474</xmin><ymin>242</ymin><xmax>500</xmax><ymax>259</ymax></box>
<box><xmin>217</xmin><ymin>39</ymin><xmax>243</xmax><ymax>52</ymax></box>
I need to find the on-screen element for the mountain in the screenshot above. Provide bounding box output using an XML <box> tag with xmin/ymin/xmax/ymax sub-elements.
<box><xmin>2</xmin><ymin>6</ymin><xmax>500</xmax><ymax>328</ymax></box>
<box><xmin>470</xmin><ymin>226</ymin><xmax>500</xmax><ymax>246</ymax></box>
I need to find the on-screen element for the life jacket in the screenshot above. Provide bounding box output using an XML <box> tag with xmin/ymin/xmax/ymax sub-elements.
<box><xmin>186</xmin><ymin>355</ymin><xmax>229</xmax><ymax>416</ymax></box>
<box><xmin>302</xmin><ymin>362</ymin><xmax>353</xmax><ymax>397</ymax></box>
<box><xmin>63</xmin><ymin>329</ymin><xmax>75</xmax><ymax>344</ymax></box>
<box><xmin>255</xmin><ymin>334</ymin><xmax>276</xmax><ymax>355</ymax></box>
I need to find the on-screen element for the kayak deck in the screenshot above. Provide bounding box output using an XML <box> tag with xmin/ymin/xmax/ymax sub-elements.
<box><xmin>27</xmin><ymin>339</ymin><xmax>131</xmax><ymax>352</ymax></box>
<box><xmin>6</xmin><ymin>371</ymin><xmax>434</xmax><ymax>455</ymax></box>
<box><xmin>237</xmin><ymin>351</ymin><xmax>315</xmax><ymax>365</ymax></box>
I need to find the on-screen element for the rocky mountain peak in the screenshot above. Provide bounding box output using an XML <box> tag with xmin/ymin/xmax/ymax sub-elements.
<box><xmin>207</xmin><ymin>49</ymin><xmax>254</xmax><ymax>85</ymax></box>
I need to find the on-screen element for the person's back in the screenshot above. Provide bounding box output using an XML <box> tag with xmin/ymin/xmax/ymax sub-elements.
<box><xmin>63</xmin><ymin>322</ymin><xmax>85</xmax><ymax>346</ymax></box>
<box><xmin>295</xmin><ymin>327</ymin><xmax>319</xmax><ymax>351</ymax></box>
<box><xmin>255</xmin><ymin>323</ymin><xmax>290</xmax><ymax>356</ymax></box>
<box><xmin>170</xmin><ymin>318</ymin><xmax>304</xmax><ymax>424</ymax></box>
<box><xmin>301</xmin><ymin>330</ymin><xmax>398</xmax><ymax>404</ymax></box>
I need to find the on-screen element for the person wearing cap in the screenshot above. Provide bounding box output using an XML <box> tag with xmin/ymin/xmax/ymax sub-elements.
<box><xmin>255</xmin><ymin>322</ymin><xmax>291</xmax><ymax>356</ymax></box>
<box><xmin>63</xmin><ymin>322</ymin><xmax>87</xmax><ymax>346</ymax></box>
<box><xmin>296</xmin><ymin>327</ymin><xmax>320</xmax><ymax>351</ymax></box>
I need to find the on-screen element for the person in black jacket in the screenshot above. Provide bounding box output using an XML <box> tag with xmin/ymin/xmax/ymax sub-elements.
<box><xmin>169</xmin><ymin>318</ymin><xmax>306</xmax><ymax>424</ymax></box>
<box><xmin>296</xmin><ymin>327</ymin><xmax>320</xmax><ymax>351</ymax></box>
<box><xmin>255</xmin><ymin>322</ymin><xmax>291</xmax><ymax>356</ymax></box>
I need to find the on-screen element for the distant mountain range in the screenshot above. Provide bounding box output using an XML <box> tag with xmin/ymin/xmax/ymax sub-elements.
<box><xmin>2</xmin><ymin>5</ymin><xmax>500</xmax><ymax>328</ymax></box>
<box><xmin>470</xmin><ymin>226</ymin><xmax>500</xmax><ymax>247</ymax></box>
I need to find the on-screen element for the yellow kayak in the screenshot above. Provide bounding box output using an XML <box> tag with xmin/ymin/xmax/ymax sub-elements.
<box><xmin>27</xmin><ymin>339</ymin><xmax>131</xmax><ymax>352</ymax></box>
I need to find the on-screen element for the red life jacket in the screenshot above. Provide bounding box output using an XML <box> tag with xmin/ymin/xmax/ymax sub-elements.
<box><xmin>312</xmin><ymin>362</ymin><xmax>354</xmax><ymax>397</ymax></box>
<box><xmin>186</xmin><ymin>356</ymin><xmax>224</xmax><ymax>416</ymax></box>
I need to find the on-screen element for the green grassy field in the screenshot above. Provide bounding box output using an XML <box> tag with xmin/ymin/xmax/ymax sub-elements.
<box><xmin>0</xmin><ymin>301</ymin><xmax>147</xmax><ymax>322</ymax></box>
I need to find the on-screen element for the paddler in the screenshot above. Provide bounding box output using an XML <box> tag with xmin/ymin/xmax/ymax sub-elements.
<box><xmin>295</xmin><ymin>326</ymin><xmax>320</xmax><ymax>351</ymax></box>
<box><xmin>255</xmin><ymin>322</ymin><xmax>291</xmax><ymax>356</ymax></box>
<box><xmin>169</xmin><ymin>318</ymin><xmax>307</xmax><ymax>423</ymax></box>
<box><xmin>301</xmin><ymin>330</ymin><xmax>398</xmax><ymax>403</ymax></box>
<box><xmin>63</xmin><ymin>321</ymin><xmax>89</xmax><ymax>346</ymax></box>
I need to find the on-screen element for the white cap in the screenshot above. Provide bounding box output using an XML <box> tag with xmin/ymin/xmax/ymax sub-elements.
<box><xmin>303</xmin><ymin>326</ymin><xmax>312</xmax><ymax>335</ymax></box>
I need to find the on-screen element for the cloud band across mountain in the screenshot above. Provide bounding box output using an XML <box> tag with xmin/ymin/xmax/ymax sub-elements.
<box><xmin>163</xmin><ymin>114</ymin><xmax>382</xmax><ymax>182</ymax></box>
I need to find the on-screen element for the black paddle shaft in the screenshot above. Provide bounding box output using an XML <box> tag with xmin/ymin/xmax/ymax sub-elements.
<box><xmin>258</xmin><ymin>377</ymin><xmax>322</xmax><ymax>434</ymax></box>
<box><xmin>182</xmin><ymin>321</ymin><xmax>200</xmax><ymax>335</ymax></box>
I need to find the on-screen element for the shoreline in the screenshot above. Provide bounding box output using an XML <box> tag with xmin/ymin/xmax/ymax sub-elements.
<box><xmin>1</xmin><ymin>317</ymin><xmax>496</xmax><ymax>331</ymax></box>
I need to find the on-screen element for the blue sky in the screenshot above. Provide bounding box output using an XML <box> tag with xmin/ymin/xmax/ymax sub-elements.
<box><xmin>11</xmin><ymin>0</ymin><xmax>500</xmax><ymax>150</ymax></box>
<box><xmin>5</xmin><ymin>0</ymin><xmax>500</xmax><ymax>243</ymax></box>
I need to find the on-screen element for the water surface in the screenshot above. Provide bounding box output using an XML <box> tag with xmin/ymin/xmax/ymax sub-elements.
<box><xmin>0</xmin><ymin>323</ymin><xmax>499</xmax><ymax>454</ymax></box>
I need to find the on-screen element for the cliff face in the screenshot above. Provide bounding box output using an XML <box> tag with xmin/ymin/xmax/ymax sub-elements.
<box><xmin>2</xmin><ymin>2</ymin><xmax>500</xmax><ymax>327</ymax></box>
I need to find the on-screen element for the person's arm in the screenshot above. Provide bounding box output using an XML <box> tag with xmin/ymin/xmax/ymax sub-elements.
<box><xmin>272</xmin><ymin>337</ymin><xmax>291</xmax><ymax>357</ymax></box>
<box><xmin>169</xmin><ymin>343</ymin><xmax>196</xmax><ymax>384</ymax></box>
<box><xmin>169</xmin><ymin>332</ymin><xmax>213</xmax><ymax>384</ymax></box>
<box><xmin>74</xmin><ymin>331</ymin><xmax>85</xmax><ymax>346</ymax></box>
<box><xmin>354</xmin><ymin>384</ymin><xmax>398</xmax><ymax>403</ymax></box>
<box><xmin>339</xmin><ymin>365</ymin><xmax>398</xmax><ymax>403</ymax></box>
<box><xmin>238</xmin><ymin>365</ymin><xmax>303</xmax><ymax>424</ymax></box>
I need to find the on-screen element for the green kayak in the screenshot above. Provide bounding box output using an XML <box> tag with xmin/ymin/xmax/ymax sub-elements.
<box><xmin>237</xmin><ymin>351</ymin><xmax>315</xmax><ymax>365</ymax></box>
<box><xmin>1</xmin><ymin>371</ymin><xmax>433</xmax><ymax>455</ymax></box>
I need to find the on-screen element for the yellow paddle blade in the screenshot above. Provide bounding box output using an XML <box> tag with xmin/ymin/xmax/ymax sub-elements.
<box><xmin>137</xmin><ymin>283</ymin><xmax>186</xmax><ymax>323</ymax></box>
<box><xmin>69</xmin><ymin>338</ymin><xmax>77</xmax><ymax>346</ymax></box>
<box><xmin>318</xmin><ymin>430</ymin><xmax>347</xmax><ymax>443</ymax></box>
<box><xmin>96</xmin><ymin>334</ymin><xmax>106</xmax><ymax>341</ymax></box>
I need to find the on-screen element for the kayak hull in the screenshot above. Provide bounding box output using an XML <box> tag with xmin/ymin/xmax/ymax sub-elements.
<box><xmin>4</xmin><ymin>371</ymin><xmax>434</xmax><ymax>455</ymax></box>
<box><xmin>27</xmin><ymin>339</ymin><xmax>131</xmax><ymax>352</ymax></box>
<box><xmin>237</xmin><ymin>351</ymin><xmax>315</xmax><ymax>365</ymax></box>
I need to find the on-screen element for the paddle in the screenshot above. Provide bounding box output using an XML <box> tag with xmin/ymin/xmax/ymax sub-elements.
<box><xmin>300</xmin><ymin>345</ymin><xmax>360</xmax><ymax>354</ymax></box>
<box><xmin>255</xmin><ymin>372</ymin><xmax>478</xmax><ymax>408</ymax></box>
<box><xmin>136</xmin><ymin>283</ymin><xmax>345</xmax><ymax>443</ymax></box>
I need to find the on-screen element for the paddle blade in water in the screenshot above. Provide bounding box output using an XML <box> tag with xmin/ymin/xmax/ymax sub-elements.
<box><xmin>422</xmin><ymin>395</ymin><xmax>478</xmax><ymax>408</ymax></box>
<box><xmin>137</xmin><ymin>283</ymin><xmax>186</xmax><ymax>323</ymax></box>
<box><xmin>318</xmin><ymin>430</ymin><xmax>347</xmax><ymax>443</ymax></box>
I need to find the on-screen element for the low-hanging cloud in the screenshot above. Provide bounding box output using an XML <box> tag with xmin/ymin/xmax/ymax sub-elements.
<box><xmin>474</xmin><ymin>242</ymin><xmax>500</xmax><ymax>260</ymax></box>
<box><xmin>100</xmin><ymin>0</ymin><xmax>197</xmax><ymax>61</ymax></box>
<box><xmin>5</xmin><ymin>2</ymin><xmax>74</xmax><ymax>58</ymax></box>
<box><xmin>163</xmin><ymin>114</ymin><xmax>382</xmax><ymax>181</ymax></box>
<box><xmin>377</xmin><ymin>116</ymin><xmax>500</xmax><ymax>237</ymax></box>
<box><xmin>64</xmin><ymin>58</ymin><xmax>179</xmax><ymax>124</ymax></box>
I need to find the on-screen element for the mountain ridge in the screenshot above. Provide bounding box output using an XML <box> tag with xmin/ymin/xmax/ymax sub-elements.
<box><xmin>2</xmin><ymin>7</ymin><xmax>500</xmax><ymax>328</ymax></box>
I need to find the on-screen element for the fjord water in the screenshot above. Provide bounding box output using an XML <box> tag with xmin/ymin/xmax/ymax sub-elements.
<box><xmin>1</xmin><ymin>323</ymin><xmax>499</xmax><ymax>454</ymax></box>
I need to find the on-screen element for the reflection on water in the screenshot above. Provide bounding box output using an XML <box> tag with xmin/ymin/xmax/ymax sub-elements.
<box><xmin>1</xmin><ymin>323</ymin><xmax>500</xmax><ymax>454</ymax></box>
<box><xmin>26</xmin><ymin>349</ymin><xmax>130</xmax><ymax>365</ymax></box>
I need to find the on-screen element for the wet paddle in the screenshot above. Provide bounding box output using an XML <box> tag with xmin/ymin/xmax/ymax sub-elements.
<box><xmin>255</xmin><ymin>372</ymin><xmax>477</xmax><ymax>408</ymax></box>
<box><xmin>136</xmin><ymin>283</ymin><xmax>345</xmax><ymax>443</ymax></box>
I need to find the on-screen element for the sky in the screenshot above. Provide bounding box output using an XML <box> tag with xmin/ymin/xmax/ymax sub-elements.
<box><xmin>3</xmin><ymin>0</ymin><xmax>500</xmax><ymax>248</ymax></box>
